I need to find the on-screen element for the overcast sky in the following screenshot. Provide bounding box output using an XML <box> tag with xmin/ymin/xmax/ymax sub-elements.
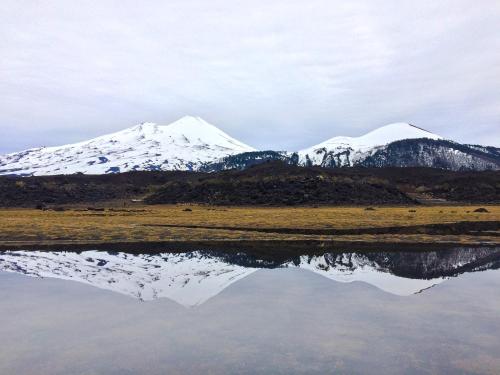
<box><xmin>1</xmin><ymin>0</ymin><xmax>499</xmax><ymax>153</ymax></box>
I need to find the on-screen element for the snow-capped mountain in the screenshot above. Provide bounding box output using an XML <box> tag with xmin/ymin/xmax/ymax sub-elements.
<box><xmin>1</xmin><ymin>120</ymin><xmax>498</xmax><ymax>175</ymax></box>
<box><xmin>298</xmin><ymin>122</ymin><xmax>442</xmax><ymax>166</ymax></box>
<box><xmin>203</xmin><ymin>123</ymin><xmax>499</xmax><ymax>172</ymax></box>
<box><xmin>0</xmin><ymin>116</ymin><xmax>256</xmax><ymax>176</ymax></box>
<box><xmin>1</xmin><ymin>248</ymin><xmax>498</xmax><ymax>306</ymax></box>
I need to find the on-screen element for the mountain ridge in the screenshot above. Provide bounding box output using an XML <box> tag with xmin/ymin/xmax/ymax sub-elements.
<box><xmin>1</xmin><ymin>117</ymin><xmax>499</xmax><ymax>175</ymax></box>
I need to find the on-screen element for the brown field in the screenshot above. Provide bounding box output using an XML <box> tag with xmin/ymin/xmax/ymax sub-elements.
<box><xmin>0</xmin><ymin>205</ymin><xmax>498</xmax><ymax>248</ymax></box>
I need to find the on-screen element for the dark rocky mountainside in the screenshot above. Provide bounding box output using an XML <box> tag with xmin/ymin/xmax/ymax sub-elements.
<box><xmin>146</xmin><ymin>163</ymin><xmax>499</xmax><ymax>206</ymax></box>
<box><xmin>199</xmin><ymin>151</ymin><xmax>297</xmax><ymax>172</ymax></box>
<box><xmin>359</xmin><ymin>139</ymin><xmax>500</xmax><ymax>170</ymax></box>
<box><xmin>0</xmin><ymin>162</ymin><xmax>498</xmax><ymax>207</ymax></box>
<box><xmin>0</xmin><ymin>171</ymin><xmax>197</xmax><ymax>207</ymax></box>
<box><xmin>201</xmin><ymin>139</ymin><xmax>500</xmax><ymax>172</ymax></box>
<box><xmin>147</xmin><ymin>163</ymin><xmax>415</xmax><ymax>205</ymax></box>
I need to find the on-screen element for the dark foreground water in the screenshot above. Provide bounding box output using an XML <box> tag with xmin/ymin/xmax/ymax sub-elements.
<box><xmin>0</xmin><ymin>247</ymin><xmax>499</xmax><ymax>374</ymax></box>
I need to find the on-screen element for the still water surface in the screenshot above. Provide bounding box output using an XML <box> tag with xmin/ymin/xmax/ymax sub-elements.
<box><xmin>0</xmin><ymin>247</ymin><xmax>499</xmax><ymax>374</ymax></box>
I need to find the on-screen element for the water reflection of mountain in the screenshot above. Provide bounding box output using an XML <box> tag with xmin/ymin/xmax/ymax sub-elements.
<box><xmin>1</xmin><ymin>247</ymin><xmax>499</xmax><ymax>306</ymax></box>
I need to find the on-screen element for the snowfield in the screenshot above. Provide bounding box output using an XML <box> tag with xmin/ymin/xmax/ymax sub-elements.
<box><xmin>0</xmin><ymin>116</ymin><xmax>256</xmax><ymax>176</ymax></box>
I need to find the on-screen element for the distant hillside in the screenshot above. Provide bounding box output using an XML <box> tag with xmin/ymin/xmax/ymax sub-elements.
<box><xmin>146</xmin><ymin>163</ymin><xmax>499</xmax><ymax>206</ymax></box>
<box><xmin>0</xmin><ymin>171</ymin><xmax>197</xmax><ymax>207</ymax></box>
<box><xmin>199</xmin><ymin>151</ymin><xmax>297</xmax><ymax>172</ymax></box>
<box><xmin>358</xmin><ymin>139</ymin><xmax>500</xmax><ymax>170</ymax></box>
<box><xmin>0</xmin><ymin>163</ymin><xmax>498</xmax><ymax>207</ymax></box>
<box><xmin>146</xmin><ymin>163</ymin><xmax>415</xmax><ymax>206</ymax></box>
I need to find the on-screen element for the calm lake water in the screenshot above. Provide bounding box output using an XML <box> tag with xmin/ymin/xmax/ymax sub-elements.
<box><xmin>1</xmin><ymin>247</ymin><xmax>499</xmax><ymax>374</ymax></box>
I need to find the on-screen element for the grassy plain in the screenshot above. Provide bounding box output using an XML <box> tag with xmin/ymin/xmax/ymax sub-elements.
<box><xmin>0</xmin><ymin>205</ymin><xmax>498</xmax><ymax>248</ymax></box>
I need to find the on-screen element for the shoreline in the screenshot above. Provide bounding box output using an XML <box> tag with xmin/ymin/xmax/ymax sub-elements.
<box><xmin>0</xmin><ymin>205</ymin><xmax>498</xmax><ymax>251</ymax></box>
<box><xmin>1</xmin><ymin>239</ymin><xmax>498</xmax><ymax>254</ymax></box>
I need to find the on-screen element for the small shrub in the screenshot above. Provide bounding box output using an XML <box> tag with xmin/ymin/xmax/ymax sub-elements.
<box><xmin>415</xmin><ymin>186</ymin><xmax>428</xmax><ymax>193</ymax></box>
<box><xmin>473</xmin><ymin>207</ymin><xmax>489</xmax><ymax>213</ymax></box>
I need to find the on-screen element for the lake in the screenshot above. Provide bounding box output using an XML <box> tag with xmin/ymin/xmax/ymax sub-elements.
<box><xmin>1</xmin><ymin>247</ymin><xmax>499</xmax><ymax>374</ymax></box>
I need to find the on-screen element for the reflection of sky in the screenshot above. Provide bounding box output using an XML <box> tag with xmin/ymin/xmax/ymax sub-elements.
<box><xmin>1</xmin><ymin>268</ymin><xmax>500</xmax><ymax>374</ymax></box>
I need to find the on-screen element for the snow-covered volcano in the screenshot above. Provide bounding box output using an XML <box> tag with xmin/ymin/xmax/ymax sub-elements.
<box><xmin>298</xmin><ymin>122</ymin><xmax>443</xmax><ymax>166</ymax></box>
<box><xmin>1</xmin><ymin>120</ymin><xmax>497</xmax><ymax>174</ymax></box>
<box><xmin>0</xmin><ymin>116</ymin><xmax>256</xmax><ymax>176</ymax></box>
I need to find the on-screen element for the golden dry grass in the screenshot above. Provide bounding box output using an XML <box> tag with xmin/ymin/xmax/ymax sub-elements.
<box><xmin>0</xmin><ymin>205</ymin><xmax>498</xmax><ymax>246</ymax></box>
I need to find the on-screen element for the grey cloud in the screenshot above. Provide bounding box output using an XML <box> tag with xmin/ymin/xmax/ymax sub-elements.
<box><xmin>1</xmin><ymin>0</ymin><xmax>499</xmax><ymax>153</ymax></box>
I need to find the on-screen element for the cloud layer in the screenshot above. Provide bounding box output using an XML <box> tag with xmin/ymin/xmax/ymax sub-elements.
<box><xmin>1</xmin><ymin>0</ymin><xmax>499</xmax><ymax>153</ymax></box>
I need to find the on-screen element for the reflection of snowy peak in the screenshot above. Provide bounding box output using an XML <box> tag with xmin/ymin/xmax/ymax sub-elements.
<box><xmin>0</xmin><ymin>251</ymin><xmax>258</xmax><ymax>306</ymax></box>
<box><xmin>0</xmin><ymin>116</ymin><xmax>256</xmax><ymax>176</ymax></box>
<box><xmin>285</xmin><ymin>254</ymin><xmax>444</xmax><ymax>296</ymax></box>
<box><xmin>1</xmin><ymin>248</ymin><xmax>498</xmax><ymax>305</ymax></box>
